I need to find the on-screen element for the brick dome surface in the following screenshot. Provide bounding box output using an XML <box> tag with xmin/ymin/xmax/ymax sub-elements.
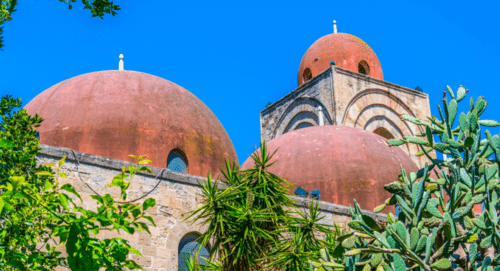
<box><xmin>298</xmin><ymin>33</ymin><xmax>383</xmax><ymax>86</ymax></box>
<box><xmin>25</xmin><ymin>70</ymin><xmax>238</xmax><ymax>177</ymax></box>
<box><xmin>241</xmin><ymin>126</ymin><xmax>418</xmax><ymax>211</ymax></box>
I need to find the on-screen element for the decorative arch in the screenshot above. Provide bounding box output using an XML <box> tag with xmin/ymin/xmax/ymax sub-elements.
<box><xmin>273</xmin><ymin>97</ymin><xmax>333</xmax><ymax>139</ymax></box>
<box><xmin>283</xmin><ymin>111</ymin><xmax>318</xmax><ymax>134</ymax></box>
<box><xmin>341</xmin><ymin>89</ymin><xmax>424</xmax><ymax>136</ymax></box>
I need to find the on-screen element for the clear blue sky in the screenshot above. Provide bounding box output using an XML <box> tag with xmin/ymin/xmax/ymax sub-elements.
<box><xmin>1</xmin><ymin>0</ymin><xmax>499</xmax><ymax>164</ymax></box>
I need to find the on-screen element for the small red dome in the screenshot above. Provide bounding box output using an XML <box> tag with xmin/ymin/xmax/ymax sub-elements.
<box><xmin>241</xmin><ymin>126</ymin><xmax>417</xmax><ymax>211</ymax></box>
<box><xmin>25</xmin><ymin>70</ymin><xmax>238</xmax><ymax>177</ymax></box>
<box><xmin>298</xmin><ymin>33</ymin><xmax>383</xmax><ymax>86</ymax></box>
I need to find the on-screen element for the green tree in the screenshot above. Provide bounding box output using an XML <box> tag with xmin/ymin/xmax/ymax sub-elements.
<box><xmin>310</xmin><ymin>85</ymin><xmax>500</xmax><ymax>270</ymax></box>
<box><xmin>185</xmin><ymin>142</ymin><xmax>337</xmax><ymax>271</ymax></box>
<box><xmin>0</xmin><ymin>0</ymin><xmax>120</xmax><ymax>50</ymax></box>
<box><xmin>0</xmin><ymin>95</ymin><xmax>156</xmax><ymax>270</ymax></box>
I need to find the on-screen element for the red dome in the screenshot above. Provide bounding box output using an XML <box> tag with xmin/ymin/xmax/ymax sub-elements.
<box><xmin>25</xmin><ymin>70</ymin><xmax>238</xmax><ymax>177</ymax></box>
<box><xmin>241</xmin><ymin>126</ymin><xmax>418</xmax><ymax>211</ymax></box>
<box><xmin>298</xmin><ymin>33</ymin><xmax>383</xmax><ymax>86</ymax></box>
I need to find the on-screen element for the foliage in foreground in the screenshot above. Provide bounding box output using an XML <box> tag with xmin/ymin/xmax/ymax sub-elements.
<box><xmin>311</xmin><ymin>86</ymin><xmax>500</xmax><ymax>271</ymax></box>
<box><xmin>0</xmin><ymin>95</ymin><xmax>156</xmax><ymax>270</ymax></box>
<box><xmin>184</xmin><ymin>142</ymin><xmax>341</xmax><ymax>271</ymax></box>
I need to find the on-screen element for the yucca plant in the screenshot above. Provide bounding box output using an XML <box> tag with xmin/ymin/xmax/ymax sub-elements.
<box><xmin>184</xmin><ymin>141</ymin><xmax>295</xmax><ymax>270</ymax></box>
<box><xmin>313</xmin><ymin>85</ymin><xmax>500</xmax><ymax>271</ymax></box>
<box><xmin>184</xmin><ymin>141</ymin><xmax>341</xmax><ymax>271</ymax></box>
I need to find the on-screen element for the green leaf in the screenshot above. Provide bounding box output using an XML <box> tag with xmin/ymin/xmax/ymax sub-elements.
<box><xmin>404</xmin><ymin>136</ymin><xmax>429</xmax><ymax>146</ymax></box>
<box><xmin>342</xmin><ymin>235</ymin><xmax>356</xmax><ymax>248</ymax></box>
<box><xmin>362</xmin><ymin>214</ymin><xmax>381</xmax><ymax>231</ymax></box>
<box><xmin>374</xmin><ymin>204</ymin><xmax>386</xmax><ymax>213</ymax></box>
<box><xmin>430</xmin><ymin>258</ymin><xmax>451</xmax><ymax>270</ymax></box>
<box><xmin>59</xmin><ymin>193</ymin><xmax>72</xmax><ymax>210</ymax></box>
<box><xmin>469</xmin><ymin>242</ymin><xmax>478</xmax><ymax>263</ymax></box>
<box><xmin>415</xmin><ymin>235</ymin><xmax>427</xmax><ymax>252</ymax></box>
<box><xmin>58</xmin><ymin>155</ymin><xmax>67</xmax><ymax>168</ymax></box>
<box><xmin>393</xmin><ymin>253</ymin><xmax>406</xmax><ymax>271</ymax></box>
<box><xmin>388</xmin><ymin>139</ymin><xmax>406</xmax><ymax>146</ymax></box>
<box><xmin>464</xmin><ymin>136</ymin><xmax>474</xmax><ymax>148</ymax></box>
<box><xmin>472</xmin><ymin>218</ymin><xmax>487</xmax><ymax>229</ymax></box>
<box><xmin>410</xmin><ymin>227</ymin><xmax>419</xmax><ymax>250</ymax></box>
<box><xmin>35</xmin><ymin>171</ymin><xmax>54</xmax><ymax>176</ymax></box>
<box><xmin>480</xmin><ymin>235</ymin><xmax>493</xmax><ymax>249</ymax></box>
<box><xmin>61</xmin><ymin>184</ymin><xmax>82</xmax><ymax>201</ymax></box>
<box><xmin>434</xmin><ymin>143</ymin><xmax>449</xmax><ymax>153</ymax></box>
<box><xmin>0</xmin><ymin>138</ymin><xmax>15</xmax><ymax>149</ymax></box>
<box><xmin>59</xmin><ymin>172</ymin><xmax>67</xmax><ymax>178</ymax></box>
<box><xmin>344</xmin><ymin>248</ymin><xmax>364</xmax><ymax>256</ymax></box>
<box><xmin>448</xmin><ymin>99</ymin><xmax>458</xmax><ymax>125</ymax></box>
<box><xmin>142</xmin><ymin>198</ymin><xmax>156</xmax><ymax>212</ymax></box>
<box><xmin>456</xmin><ymin>85</ymin><xmax>466</xmax><ymax>102</ymax></box>
<box><xmin>478</xmin><ymin>119</ymin><xmax>500</xmax><ymax>127</ymax></box>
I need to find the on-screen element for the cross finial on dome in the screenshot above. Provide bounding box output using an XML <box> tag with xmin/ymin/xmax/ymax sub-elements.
<box><xmin>333</xmin><ymin>20</ymin><xmax>337</xmax><ymax>33</ymax></box>
<box><xmin>119</xmin><ymin>54</ymin><xmax>124</xmax><ymax>71</ymax></box>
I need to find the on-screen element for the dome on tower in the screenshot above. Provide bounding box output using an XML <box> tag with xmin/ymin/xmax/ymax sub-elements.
<box><xmin>241</xmin><ymin>126</ymin><xmax>417</xmax><ymax>211</ymax></box>
<box><xmin>298</xmin><ymin>32</ymin><xmax>383</xmax><ymax>86</ymax></box>
<box><xmin>25</xmin><ymin>70</ymin><xmax>238</xmax><ymax>177</ymax></box>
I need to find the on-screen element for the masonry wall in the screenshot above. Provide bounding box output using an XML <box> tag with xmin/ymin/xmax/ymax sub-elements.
<box><xmin>39</xmin><ymin>145</ymin><xmax>385</xmax><ymax>271</ymax></box>
<box><xmin>260</xmin><ymin>65</ymin><xmax>433</xmax><ymax>167</ymax></box>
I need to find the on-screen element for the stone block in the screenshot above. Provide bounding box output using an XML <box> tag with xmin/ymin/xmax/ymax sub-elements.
<box><xmin>142</xmin><ymin>246</ymin><xmax>157</xmax><ymax>257</ymax></box>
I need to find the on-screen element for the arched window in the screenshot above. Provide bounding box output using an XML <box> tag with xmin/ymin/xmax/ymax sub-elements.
<box><xmin>178</xmin><ymin>233</ymin><xmax>210</xmax><ymax>271</ymax></box>
<box><xmin>295</xmin><ymin>122</ymin><xmax>314</xmax><ymax>130</ymax></box>
<box><xmin>373</xmin><ymin>127</ymin><xmax>394</xmax><ymax>140</ymax></box>
<box><xmin>303</xmin><ymin>68</ymin><xmax>312</xmax><ymax>83</ymax></box>
<box><xmin>167</xmin><ymin>149</ymin><xmax>187</xmax><ymax>173</ymax></box>
<box><xmin>358</xmin><ymin>60</ymin><xmax>370</xmax><ymax>76</ymax></box>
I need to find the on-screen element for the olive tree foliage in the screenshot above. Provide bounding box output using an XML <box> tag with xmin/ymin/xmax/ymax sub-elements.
<box><xmin>0</xmin><ymin>95</ymin><xmax>156</xmax><ymax>270</ymax></box>
<box><xmin>184</xmin><ymin>143</ymin><xmax>340</xmax><ymax>271</ymax></box>
<box><xmin>0</xmin><ymin>0</ymin><xmax>120</xmax><ymax>50</ymax></box>
<box><xmin>308</xmin><ymin>86</ymin><xmax>500</xmax><ymax>271</ymax></box>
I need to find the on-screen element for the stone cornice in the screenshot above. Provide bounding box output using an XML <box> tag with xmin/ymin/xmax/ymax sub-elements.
<box><xmin>334</xmin><ymin>66</ymin><xmax>429</xmax><ymax>99</ymax></box>
<box><xmin>39</xmin><ymin>144</ymin><xmax>387</xmax><ymax>221</ymax></box>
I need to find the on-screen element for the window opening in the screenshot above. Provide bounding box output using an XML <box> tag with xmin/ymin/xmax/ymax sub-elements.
<box><xmin>373</xmin><ymin>127</ymin><xmax>394</xmax><ymax>140</ymax></box>
<box><xmin>178</xmin><ymin>233</ymin><xmax>209</xmax><ymax>271</ymax></box>
<box><xmin>295</xmin><ymin>122</ymin><xmax>314</xmax><ymax>130</ymax></box>
<box><xmin>358</xmin><ymin>60</ymin><xmax>370</xmax><ymax>75</ymax></box>
<box><xmin>167</xmin><ymin>149</ymin><xmax>187</xmax><ymax>173</ymax></box>
<box><xmin>303</xmin><ymin>68</ymin><xmax>312</xmax><ymax>83</ymax></box>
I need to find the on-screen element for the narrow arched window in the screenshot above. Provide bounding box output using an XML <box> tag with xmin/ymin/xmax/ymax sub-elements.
<box><xmin>295</xmin><ymin>122</ymin><xmax>313</xmax><ymax>130</ymax></box>
<box><xmin>167</xmin><ymin>149</ymin><xmax>187</xmax><ymax>173</ymax></box>
<box><xmin>178</xmin><ymin>233</ymin><xmax>210</xmax><ymax>271</ymax></box>
<box><xmin>358</xmin><ymin>60</ymin><xmax>370</xmax><ymax>76</ymax></box>
<box><xmin>303</xmin><ymin>68</ymin><xmax>312</xmax><ymax>83</ymax></box>
<box><xmin>373</xmin><ymin>127</ymin><xmax>394</xmax><ymax>140</ymax></box>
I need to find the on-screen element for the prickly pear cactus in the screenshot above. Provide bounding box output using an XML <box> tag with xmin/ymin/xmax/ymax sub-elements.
<box><xmin>329</xmin><ymin>86</ymin><xmax>500</xmax><ymax>271</ymax></box>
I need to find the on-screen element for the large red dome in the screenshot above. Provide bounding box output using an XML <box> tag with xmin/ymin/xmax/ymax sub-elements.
<box><xmin>298</xmin><ymin>33</ymin><xmax>383</xmax><ymax>86</ymax></box>
<box><xmin>25</xmin><ymin>70</ymin><xmax>238</xmax><ymax>177</ymax></box>
<box><xmin>241</xmin><ymin>126</ymin><xmax>418</xmax><ymax>211</ymax></box>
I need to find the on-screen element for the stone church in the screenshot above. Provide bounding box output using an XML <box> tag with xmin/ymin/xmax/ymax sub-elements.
<box><xmin>25</xmin><ymin>22</ymin><xmax>430</xmax><ymax>270</ymax></box>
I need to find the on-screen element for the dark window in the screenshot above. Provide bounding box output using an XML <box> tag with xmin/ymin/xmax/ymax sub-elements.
<box><xmin>295</xmin><ymin>122</ymin><xmax>314</xmax><ymax>130</ymax></box>
<box><xmin>178</xmin><ymin>233</ymin><xmax>210</xmax><ymax>271</ymax></box>
<box><xmin>303</xmin><ymin>68</ymin><xmax>312</xmax><ymax>83</ymax></box>
<box><xmin>167</xmin><ymin>149</ymin><xmax>187</xmax><ymax>173</ymax></box>
<box><xmin>373</xmin><ymin>127</ymin><xmax>394</xmax><ymax>140</ymax></box>
<box><xmin>358</xmin><ymin>60</ymin><xmax>370</xmax><ymax>75</ymax></box>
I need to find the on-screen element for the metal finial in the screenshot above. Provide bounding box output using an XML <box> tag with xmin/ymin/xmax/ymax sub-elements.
<box><xmin>119</xmin><ymin>54</ymin><xmax>124</xmax><ymax>71</ymax></box>
<box><xmin>333</xmin><ymin>20</ymin><xmax>337</xmax><ymax>33</ymax></box>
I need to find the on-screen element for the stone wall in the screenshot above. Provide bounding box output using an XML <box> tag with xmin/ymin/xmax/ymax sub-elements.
<box><xmin>39</xmin><ymin>144</ymin><xmax>385</xmax><ymax>271</ymax></box>
<box><xmin>260</xmin><ymin>65</ymin><xmax>432</xmax><ymax>167</ymax></box>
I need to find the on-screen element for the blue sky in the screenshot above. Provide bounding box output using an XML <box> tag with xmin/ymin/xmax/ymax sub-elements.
<box><xmin>1</xmin><ymin>0</ymin><xmax>499</xmax><ymax>164</ymax></box>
